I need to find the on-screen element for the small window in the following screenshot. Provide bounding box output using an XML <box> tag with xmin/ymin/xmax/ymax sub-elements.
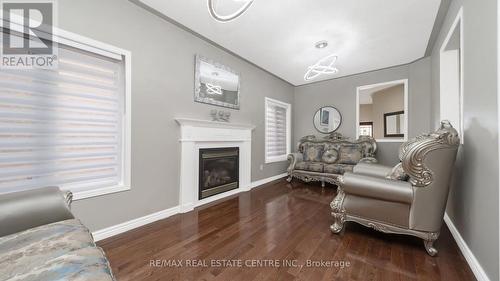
<box><xmin>0</xmin><ymin>28</ymin><xmax>131</xmax><ymax>200</ymax></box>
<box><xmin>359</xmin><ymin>122</ymin><xmax>373</xmax><ymax>137</ymax></box>
<box><xmin>265</xmin><ymin>97</ymin><xmax>291</xmax><ymax>163</ymax></box>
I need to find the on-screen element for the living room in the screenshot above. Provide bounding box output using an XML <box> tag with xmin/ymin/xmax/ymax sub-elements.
<box><xmin>0</xmin><ymin>0</ymin><xmax>498</xmax><ymax>280</ymax></box>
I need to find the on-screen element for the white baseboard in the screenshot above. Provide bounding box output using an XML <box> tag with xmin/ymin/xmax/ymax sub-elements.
<box><xmin>92</xmin><ymin>206</ymin><xmax>180</xmax><ymax>242</ymax></box>
<box><xmin>250</xmin><ymin>173</ymin><xmax>287</xmax><ymax>188</ymax></box>
<box><xmin>444</xmin><ymin>213</ymin><xmax>491</xmax><ymax>281</ymax></box>
<box><xmin>92</xmin><ymin>173</ymin><xmax>287</xmax><ymax>241</ymax></box>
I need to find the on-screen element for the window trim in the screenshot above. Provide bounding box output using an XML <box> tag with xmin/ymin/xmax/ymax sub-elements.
<box><xmin>64</xmin><ymin>33</ymin><xmax>132</xmax><ymax>201</ymax></box>
<box><xmin>439</xmin><ymin>7</ymin><xmax>464</xmax><ymax>144</ymax></box>
<box><xmin>355</xmin><ymin>79</ymin><xmax>409</xmax><ymax>143</ymax></box>
<box><xmin>3</xmin><ymin>18</ymin><xmax>132</xmax><ymax>200</ymax></box>
<box><xmin>264</xmin><ymin>97</ymin><xmax>291</xmax><ymax>164</ymax></box>
<box><xmin>359</xmin><ymin>121</ymin><xmax>374</xmax><ymax>137</ymax></box>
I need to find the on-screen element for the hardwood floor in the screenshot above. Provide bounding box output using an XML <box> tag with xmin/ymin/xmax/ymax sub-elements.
<box><xmin>98</xmin><ymin>179</ymin><xmax>476</xmax><ymax>281</ymax></box>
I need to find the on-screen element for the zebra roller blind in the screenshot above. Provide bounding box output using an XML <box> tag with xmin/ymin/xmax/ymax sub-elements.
<box><xmin>265</xmin><ymin>97</ymin><xmax>290</xmax><ymax>163</ymax></box>
<box><xmin>0</xmin><ymin>40</ymin><xmax>126</xmax><ymax>195</ymax></box>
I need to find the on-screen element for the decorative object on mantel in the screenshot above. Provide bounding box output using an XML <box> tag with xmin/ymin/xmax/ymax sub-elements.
<box><xmin>210</xmin><ymin>109</ymin><xmax>231</xmax><ymax>122</ymax></box>
<box><xmin>195</xmin><ymin>55</ymin><xmax>240</xmax><ymax>110</ymax></box>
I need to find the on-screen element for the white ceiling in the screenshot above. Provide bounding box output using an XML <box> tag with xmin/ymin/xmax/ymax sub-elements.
<box><xmin>138</xmin><ymin>0</ymin><xmax>441</xmax><ymax>86</ymax></box>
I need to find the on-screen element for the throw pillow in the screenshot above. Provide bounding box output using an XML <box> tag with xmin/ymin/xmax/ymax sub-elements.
<box><xmin>386</xmin><ymin>163</ymin><xmax>410</xmax><ymax>181</ymax></box>
<box><xmin>302</xmin><ymin>144</ymin><xmax>324</xmax><ymax>162</ymax></box>
<box><xmin>338</xmin><ymin>145</ymin><xmax>362</xmax><ymax>165</ymax></box>
<box><xmin>322</xmin><ymin>149</ymin><xmax>339</xmax><ymax>164</ymax></box>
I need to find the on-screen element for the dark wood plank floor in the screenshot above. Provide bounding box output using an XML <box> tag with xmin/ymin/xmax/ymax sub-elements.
<box><xmin>98</xmin><ymin>179</ymin><xmax>476</xmax><ymax>281</ymax></box>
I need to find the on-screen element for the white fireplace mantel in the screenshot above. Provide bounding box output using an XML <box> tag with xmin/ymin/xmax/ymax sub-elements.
<box><xmin>175</xmin><ymin>118</ymin><xmax>256</xmax><ymax>130</ymax></box>
<box><xmin>175</xmin><ymin>118</ymin><xmax>255</xmax><ymax>213</ymax></box>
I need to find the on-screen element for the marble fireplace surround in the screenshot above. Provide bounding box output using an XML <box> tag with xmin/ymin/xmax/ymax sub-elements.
<box><xmin>175</xmin><ymin>118</ymin><xmax>255</xmax><ymax>213</ymax></box>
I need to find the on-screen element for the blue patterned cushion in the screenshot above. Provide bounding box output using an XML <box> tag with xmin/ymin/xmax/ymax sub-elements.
<box><xmin>302</xmin><ymin>143</ymin><xmax>324</xmax><ymax>162</ymax></box>
<box><xmin>338</xmin><ymin>144</ymin><xmax>363</xmax><ymax>165</ymax></box>
<box><xmin>0</xmin><ymin>219</ymin><xmax>114</xmax><ymax>281</ymax></box>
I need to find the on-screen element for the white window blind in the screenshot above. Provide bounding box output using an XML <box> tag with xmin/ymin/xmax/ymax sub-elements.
<box><xmin>265</xmin><ymin>97</ymin><xmax>291</xmax><ymax>163</ymax></box>
<box><xmin>0</xmin><ymin>40</ymin><xmax>128</xmax><ymax>197</ymax></box>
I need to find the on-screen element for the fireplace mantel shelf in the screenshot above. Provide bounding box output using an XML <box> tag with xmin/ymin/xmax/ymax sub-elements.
<box><xmin>175</xmin><ymin>118</ymin><xmax>256</xmax><ymax>130</ymax></box>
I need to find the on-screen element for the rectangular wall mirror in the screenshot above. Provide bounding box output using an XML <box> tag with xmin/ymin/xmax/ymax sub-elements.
<box><xmin>356</xmin><ymin>79</ymin><xmax>408</xmax><ymax>142</ymax></box>
<box><xmin>194</xmin><ymin>55</ymin><xmax>240</xmax><ymax>109</ymax></box>
<box><xmin>384</xmin><ymin>110</ymin><xmax>405</xmax><ymax>137</ymax></box>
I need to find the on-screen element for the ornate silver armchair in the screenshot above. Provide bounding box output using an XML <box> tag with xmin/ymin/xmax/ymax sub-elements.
<box><xmin>330</xmin><ymin>121</ymin><xmax>460</xmax><ymax>256</ymax></box>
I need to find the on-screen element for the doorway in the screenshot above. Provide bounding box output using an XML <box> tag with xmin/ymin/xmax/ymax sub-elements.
<box><xmin>440</xmin><ymin>8</ymin><xmax>463</xmax><ymax>143</ymax></box>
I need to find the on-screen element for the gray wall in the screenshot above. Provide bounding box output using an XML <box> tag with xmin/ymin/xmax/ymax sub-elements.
<box><xmin>293</xmin><ymin>57</ymin><xmax>432</xmax><ymax>166</ymax></box>
<box><xmin>58</xmin><ymin>0</ymin><xmax>294</xmax><ymax>231</ymax></box>
<box><xmin>430</xmin><ymin>0</ymin><xmax>499</xmax><ymax>279</ymax></box>
<box><xmin>371</xmin><ymin>85</ymin><xmax>405</xmax><ymax>139</ymax></box>
<box><xmin>359</xmin><ymin>104</ymin><xmax>373</xmax><ymax>122</ymax></box>
<box><xmin>56</xmin><ymin>3</ymin><xmax>499</xmax><ymax>279</ymax></box>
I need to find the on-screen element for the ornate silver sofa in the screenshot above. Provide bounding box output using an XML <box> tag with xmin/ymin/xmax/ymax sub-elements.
<box><xmin>287</xmin><ymin>132</ymin><xmax>377</xmax><ymax>187</ymax></box>
<box><xmin>330</xmin><ymin>121</ymin><xmax>460</xmax><ymax>256</ymax></box>
<box><xmin>0</xmin><ymin>187</ymin><xmax>115</xmax><ymax>280</ymax></box>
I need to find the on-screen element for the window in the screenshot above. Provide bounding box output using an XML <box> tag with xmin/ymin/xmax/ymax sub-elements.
<box><xmin>265</xmin><ymin>97</ymin><xmax>291</xmax><ymax>163</ymax></box>
<box><xmin>359</xmin><ymin>122</ymin><xmax>373</xmax><ymax>137</ymax></box>
<box><xmin>0</xmin><ymin>28</ymin><xmax>131</xmax><ymax>200</ymax></box>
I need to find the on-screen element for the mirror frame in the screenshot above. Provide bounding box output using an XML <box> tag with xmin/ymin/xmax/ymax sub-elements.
<box><xmin>355</xmin><ymin>79</ymin><xmax>408</xmax><ymax>142</ymax></box>
<box><xmin>313</xmin><ymin>106</ymin><xmax>342</xmax><ymax>134</ymax></box>
<box><xmin>384</xmin><ymin>110</ymin><xmax>405</xmax><ymax>137</ymax></box>
<box><xmin>194</xmin><ymin>54</ymin><xmax>241</xmax><ymax>110</ymax></box>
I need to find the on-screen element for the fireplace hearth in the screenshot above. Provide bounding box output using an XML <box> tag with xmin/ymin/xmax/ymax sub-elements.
<box><xmin>199</xmin><ymin>147</ymin><xmax>239</xmax><ymax>199</ymax></box>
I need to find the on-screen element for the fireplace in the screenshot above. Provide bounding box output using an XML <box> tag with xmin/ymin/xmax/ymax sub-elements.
<box><xmin>199</xmin><ymin>147</ymin><xmax>239</xmax><ymax>200</ymax></box>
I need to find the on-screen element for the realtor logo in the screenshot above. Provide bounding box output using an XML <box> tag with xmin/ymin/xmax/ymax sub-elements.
<box><xmin>1</xmin><ymin>0</ymin><xmax>58</xmax><ymax>69</ymax></box>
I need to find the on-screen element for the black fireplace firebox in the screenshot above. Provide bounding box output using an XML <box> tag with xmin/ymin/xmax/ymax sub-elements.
<box><xmin>199</xmin><ymin>147</ymin><xmax>239</xmax><ymax>200</ymax></box>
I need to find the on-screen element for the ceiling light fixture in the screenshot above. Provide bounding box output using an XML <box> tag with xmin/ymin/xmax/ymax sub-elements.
<box><xmin>304</xmin><ymin>54</ymin><xmax>339</xmax><ymax>81</ymax></box>
<box><xmin>315</xmin><ymin>40</ymin><xmax>328</xmax><ymax>49</ymax></box>
<box><xmin>207</xmin><ymin>0</ymin><xmax>254</xmax><ymax>23</ymax></box>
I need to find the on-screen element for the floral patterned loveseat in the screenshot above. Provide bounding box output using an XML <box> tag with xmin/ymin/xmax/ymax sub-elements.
<box><xmin>287</xmin><ymin>133</ymin><xmax>377</xmax><ymax>186</ymax></box>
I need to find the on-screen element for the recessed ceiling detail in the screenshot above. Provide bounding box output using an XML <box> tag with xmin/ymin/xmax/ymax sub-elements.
<box><xmin>139</xmin><ymin>0</ymin><xmax>441</xmax><ymax>86</ymax></box>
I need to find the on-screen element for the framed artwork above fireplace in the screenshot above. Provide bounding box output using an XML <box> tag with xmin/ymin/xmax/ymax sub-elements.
<box><xmin>194</xmin><ymin>55</ymin><xmax>241</xmax><ymax>109</ymax></box>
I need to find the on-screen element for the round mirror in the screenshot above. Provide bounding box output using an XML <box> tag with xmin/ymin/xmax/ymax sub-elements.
<box><xmin>313</xmin><ymin>106</ymin><xmax>342</xmax><ymax>133</ymax></box>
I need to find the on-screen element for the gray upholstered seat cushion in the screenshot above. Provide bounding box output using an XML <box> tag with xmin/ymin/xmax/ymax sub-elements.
<box><xmin>0</xmin><ymin>219</ymin><xmax>114</xmax><ymax>281</ymax></box>
<box><xmin>342</xmin><ymin>173</ymin><xmax>413</xmax><ymax>204</ymax></box>
<box><xmin>295</xmin><ymin>161</ymin><xmax>324</xmax><ymax>173</ymax></box>
<box><xmin>324</xmin><ymin>164</ymin><xmax>353</xmax><ymax>175</ymax></box>
<box><xmin>353</xmin><ymin>163</ymin><xmax>393</xmax><ymax>178</ymax></box>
